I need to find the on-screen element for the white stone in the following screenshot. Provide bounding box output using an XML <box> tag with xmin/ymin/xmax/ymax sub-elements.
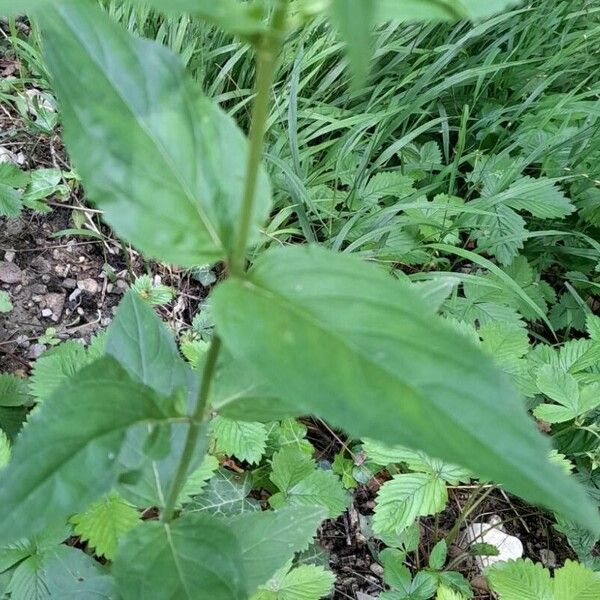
<box><xmin>462</xmin><ymin>515</ymin><xmax>524</xmax><ymax>570</ymax></box>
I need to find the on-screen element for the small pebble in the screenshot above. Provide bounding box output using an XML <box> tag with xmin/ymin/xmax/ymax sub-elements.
<box><xmin>539</xmin><ymin>549</ymin><xmax>557</xmax><ymax>568</ymax></box>
<box><xmin>63</xmin><ymin>278</ymin><xmax>77</xmax><ymax>289</ymax></box>
<box><xmin>77</xmin><ymin>278</ymin><xmax>99</xmax><ymax>294</ymax></box>
<box><xmin>0</xmin><ymin>261</ymin><xmax>22</xmax><ymax>284</ymax></box>
<box><xmin>4</xmin><ymin>251</ymin><xmax>15</xmax><ymax>262</ymax></box>
<box><xmin>28</xmin><ymin>344</ymin><xmax>46</xmax><ymax>360</ymax></box>
<box><xmin>41</xmin><ymin>308</ymin><xmax>53</xmax><ymax>318</ymax></box>
<box><xmin>30</xmin><ymin>255</ymin><xmax>51</xmax><ymax>274</ymax></box>
<box><xmin>45</xmin><ymin>292</ymin><xmax>65</xmax><ymax>319</ymax></box>
<box><xmin>69</xmin><ymin>289</ymin><xmax>82</xmax><ymax>302</ymax></box>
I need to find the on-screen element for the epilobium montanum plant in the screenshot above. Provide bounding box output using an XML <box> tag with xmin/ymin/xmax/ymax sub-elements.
<box><xmin>0</xmin><ymin>0</ymin><xmax>599</xmax><ymax>598</ymax></box>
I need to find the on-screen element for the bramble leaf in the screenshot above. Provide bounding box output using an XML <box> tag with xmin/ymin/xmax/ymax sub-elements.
<box><xmin>29</xmin><ymin>340</ymin><xmax>91</xmax><ymax>403</ymax></box>
<box><xmin>188</xmin><ymin>468</ymin><xmax>260</xmax><ymax>517</ymax></box>
<box><xmin>373</xmin><ymin>473</ymin><xmax>447</xmax><ymax>536</ymax></box>
<box><xmin>270</xmin><ymin>469</ymin><xmax>348</xmax><ymax>519</ymax></box>
<box><xmin>270</xmin><ymin>447</ymin><xmax>315</xmax><ymax>493</ymax></box>
<box><xmin>0</xmin><ymin>374</ymin><xmax>28</xmax><ymax>408</ymax></box>
<box><xmin>0</xmin><ymin>357</ymin><xmax>176</xmax><ymax>544</ymax></box>
<box><xmin>228</xmin><ymin>505</ymin><xmax>326</xmax><ymax>595</ymax></box>
<box><xmin>71</xmin><ymin>492</ymin><xmax>140</xmax><ymax>560</ymax></box>
<box><xmin>210</xmin><ymin>416</ymin><xmax>268</xmax><ymax>465</ymax></box>
<box><xmin>486</xmin><ymin>558</ymin><xmax>600</xmax><ymax>600</ymax></box>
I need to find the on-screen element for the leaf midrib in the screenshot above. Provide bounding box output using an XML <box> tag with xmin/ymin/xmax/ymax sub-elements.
<box><xmin>54</xmin><ymin>6</ymin><xmax>222</xmax><ymax>250</ymax></box>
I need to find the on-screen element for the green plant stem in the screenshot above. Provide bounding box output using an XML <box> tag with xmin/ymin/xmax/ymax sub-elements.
<box><xmin>162</xmin><ymin>1</ymin><xmax>289</xmax><ymax>522</ymax></box>
<box><xmin>446</xmin><ymin>484</ymin><xmax>496</xmax><ymax>546</ymax></box>
<box><xmin>229</xmin><ymin>0</ymin><xmax>289</xmax><ymax>276</ymax></box>
<box><xmin>162</xmin><ymin>335</ymin><xmax>222</xmax><ymax>523</ymax></box>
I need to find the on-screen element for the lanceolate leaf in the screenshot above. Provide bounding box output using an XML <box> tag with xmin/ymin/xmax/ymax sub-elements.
<box><xmin>330</xmin><ymin>0</ymin><xmax>375</xmax><ymax>83</ymax></box>
<box><xmin>128</xmin><ymin>0</ymin><xmax>268</xmax><ymax>38</ymax></box>
<box><xmin>0</xmin><ymin>357</ymin><xmax>176</xmax><ymax>544</ymax></box>
<box><xmin>228</xmin><ymin>506</ymin><xmax>326</xmax><ymax>595</ymax></box>
<box><xmin>212</xmin><ymin>245</ymin><xmax>599</xmax><ymax>530</ymax></box>
<box><xmin>106</xmin><ymin>291</ymin><xmax>191</xmax><ymax>398</ymax></box>
<box><xmin>39</xmin><ymin>3</ymin><xmax>271</xmax><ymax>267</ymax></box>
<box><xmin>113</xmin><ymin>513</ymin><xmax>245</xmax><ymax>600</ymax></box>
<box><xmin>375</xmin><ymin>0</ymin><xmax>524</xmax><ymax>22</ymax></box>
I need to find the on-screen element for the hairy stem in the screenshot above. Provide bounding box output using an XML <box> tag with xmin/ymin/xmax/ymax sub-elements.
<box><xmin>229</xmin><ymin>0</ymin><xmax>289</xmax><ymax>276</ymax></box>
<box><xmin>162</xmin><ymin>336</ymin><xmax>222</xmax><ymax>523</ymax></box>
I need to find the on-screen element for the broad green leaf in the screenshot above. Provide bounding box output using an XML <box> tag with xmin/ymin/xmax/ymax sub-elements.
<box><xmin>5</xmin><ymin>545</ymin><xmax>113</xmax><ymax>599</ymax></box>
<box><xmin>499</xmin><ymin>177</ymin><xmax>574</xmax><ymax>219</ymax></box>
<box><xmin>0</xmin><ymin>374</ymin><xmax>28</xmax><ymax>407</ymax></box>
<box><xmin>210</xmin><ymin>415</ymin><xmax>268</xmax><ymax>464</ymax></box>
<box><xmin>0</xmin><ymin>290</ymin><xmax>12</xmax><ymax>313</ymax></box>
<box><xmin>362</xmin><ymin>439</ymin><xmax>470</xmax><ymax>483</ymax></box>
<box><xmin>106</xmin><ymin>292</ymin><xmax>205</xmax><ymax>509</ymax></box>
<box><xmin>0</xmin><ymin>162</ymin><xmax>29</xmax><ymax>187</ymax></box>
<box><xmin>228</xmin><ymin>506</ymin><xmax>326</xmax><ymax>595</ymax></box>
<box><xmin>332</xmin><ymin>452</ymin><xmax>357</xmax><ymax>490</ymax></box>
<box><xmin>373</xmin><ymin>473</ymin><xmax>446</xmax><ymax>536</ymax></box>
<box><xmin>212</xmin><ymin>245</ymin><xmax>597</xmax><ymax>529</ymax></box>
<box><xmin>106</xmin><ymin>291</ymin><xmax>191</xmax><ymax>398</ymax></box>
<box><xmin>0</xmin><ymin>356</ymin><xmax>175</xmax><ymax>544</ymax></box>
<box><xmin>113</xmin><ymin>513</ymin><xmax>245</xmax><ymax>600</ymax></box>
<box><xmin>0</xmin><ymin>430</ymin><xmax>11</xmax><ymax>468</ymax></box>
<box><xmin>429</xmin><ymin>540</ymin><xmax>448</xmax><ymax>570</ymax></box>
<box><xmin>269</xmin><ymin>469</ymin><xmax>348</xmax><ymax>518</ymax></box>
<box><xmin>266</xmin><ymin>420</ymin><xmax>314</xmax><ymax>457</ymax></box>
<box><xmin>537</xmin><ymin>366</ymin><xmax>579</xmax><ymax>406</ymax></box>
<box><xmin>70</xmin><ymin>492</ymin><xmax>140</xmax><ymax>560</ymax></box>
<box><xmin>586</xmin><ymin>315</ymin><xmax>600</xmax><ymax>342</ymax></box>
<box><xmin>487</xmin><ymin>558</ymin><xmax>600</xmax><ymax>600</ymax></box>
<box><xmin>437</xmin><ymin>586</ymin><xmax>467</xmax><ymax>600</ymax></box>
<box><xmin>0</xmin><ymin>406</ymin><xmax>27</xmax><ymax>442</ymax></box>
<box><xmin>270</xmin><ymin>447</ymin><xmax>316</xmax><ymax>492</ymax></box>
<box><xmin>0</xmin><ymin>184</ymin><xmax>22</xmax><ymax>218</ymax></box>
<box><xmin>189</xmin><ymin>468</ymin><xmax>260</xmax><ymax>516</ymax></box>
<box><xmin>480</xmin><ymin>322</ymin><xmax>530</xmax><ymax>365</ymax></box>
<box><xmin>554</xmin><ymin>560</ymin><xmax>600</xmax><ymax>600</ymax></box>
<box><xmin>131</xmin><ymin>274</ymin><xmax>175</xmax><ymax>306</ymax></box>
<box><xmin>274</xmin><ymin>564</ymin><xmax>334</xmax><ymax>600</ymax></box>
<box><xmin>330</xmin><ymin>0</ymin><xmax>374</xmax><ymax>84</ymax></box>
<box><xmin>533</xmin><ymin>366</ymin><xmax>592</xmax><ymax>424</ymax></box>
<box><xmin>380</xmin><ymin>548</ymin><xmax>437</xmax><ymax>599</ymax></box>
<box><xmin>128</xmin><ymin>0</ymin><xmax>268</xmax><ymax>37</ymax></box>
<box><xmin>212</xmin><ymin>353</ymin><xmax>297</xmax><ymax>422</ymax></box>
<box><xmin>487</xmin><ymin>559</ymin><xmax>552</xmax><ymax>600</ymax></box>
<box><xmin>39</xmin><ymin>3</ymin><xmax>271</xmax><ymax>267</ymax></box>
<box><xmin>375</xmin><ymin>0</ymin><xmax>524</xmax><ymax>22</ymax></box>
